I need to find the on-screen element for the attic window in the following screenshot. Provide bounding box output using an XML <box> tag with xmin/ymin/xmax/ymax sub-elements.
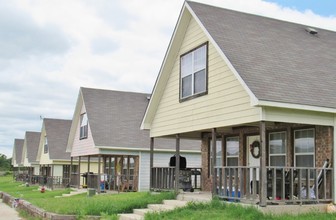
<box><xmin>305</xmin><ymin>27</ymin><xmax>318</xmax><ymax>35</ymax></box>
<box><xmin>44</xmin><ymin>136</ymin><xmax>48</xmax><ymax>153</ymax></box>
<box><xmin>180</xmin><ymin>42</ymin><xmax>208</xmax><ymax>101</ymax></box>
<box><xmin>80</xmin><ymin>113</ymin><xmax>88</xmax><ymax>140</ymax></box>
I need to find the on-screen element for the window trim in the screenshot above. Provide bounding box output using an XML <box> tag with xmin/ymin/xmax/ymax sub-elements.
<box><xmin>293</xmin><ymin>128</ymin><xmax>315</xmax><ymax>168</ymax></box>
<box><xmin>225</xmin><ymin>136</ymin><xmax>239</xmax><ymax>167</ymax></box>
<box><xmin>80</xmin><ymin>113</ymin><xmax>88</xmax><ymax>140</ymax></box>
<box><xmin>179</xmin><ymin>42</ymin><xmax>208</xmax><ymax>102</ymax></box>
<box><xmin>268</xmin><ymin>131</ymin><xmax>287</xmax><ymax>167</ymax></box>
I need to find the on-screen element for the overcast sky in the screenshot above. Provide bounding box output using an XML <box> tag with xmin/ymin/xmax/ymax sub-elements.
<box><xmin>1</xmin><ymin>0</ymin><xmax>335</xmax><ymax>158</ymax></box>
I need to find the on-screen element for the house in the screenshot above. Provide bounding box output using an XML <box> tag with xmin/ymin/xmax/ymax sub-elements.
<box><xmin>35</xmin><ymin>118</ymin><xmax>72</xmax><ymax>189</ymax></box>
<box><xmin>141</xmin><ymin>1</ymin><xmax>336</xmax><ymax>207</ymax></box>
<box><xmin>22</xmin><ymin>131</ymin><xmax>41</xmax><ymax>184</ymax></box>
<box><xmin>12</xmin><ymin>139</ymin><xmax>26</xmax><ymax>181</ymax></box>
<box><xmin>66</xmin><ymin>87</ymin><xmax>201</xmax><ymax>192</ymax></box>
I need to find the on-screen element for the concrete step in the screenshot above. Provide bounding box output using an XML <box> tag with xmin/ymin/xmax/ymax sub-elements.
<box><xmin>177</xmin><ymin>192</ymin><xmax>212</xmax><ymax>202</ymax></box>
<box><xmin>133</xmin><ymin>208</ymin><xmax>154</xmax><ymax>216</ymax></box>
<box><xmin>163</xmin><ymin>199</ymin><xmax>188</xmax><ymax>207</ymax></box>
<box><xmin>147</xmin><ymin>204</ymin><xmax>175</xmax><ymax>212</ymax></box>
<box><xmin>118</xmin><ymin>213</ymin><xmax>144</xmax><ymax>220</ymax></box>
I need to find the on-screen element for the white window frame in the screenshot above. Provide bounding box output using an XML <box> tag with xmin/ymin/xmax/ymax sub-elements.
<box><xmin>268</xmin><ymin>131</ymin><xmax>286</xmax><ymax>167</ymax></box>
<box><xmin>294</xmin><ymin>128</ymin><xmax>315</xmax><ymax>178</ymax></box>
<box><xmin>226</xmin><ymin>136</ymin><xmax>239</xmax><ymax>166</ymax></box>
<box><xmin>180</xmin><ymin>43</ymin><xmax>208</xmax><ymax>100</ymax></box>
<box><xmin>80</xmin><ymin>113</ymin><xmax>88</xmax><ymax>139</ymax></box>
<box><xmin>209</xmin><ymin>138</ymin><xmax>222</xmax><ymax>177</ymax></box>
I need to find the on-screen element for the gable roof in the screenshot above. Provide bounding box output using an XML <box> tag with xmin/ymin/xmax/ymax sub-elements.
<box><xmin>142</xmin><ymin>1</ymin><xmax>336</xmax><ymax>130</ymax></box>
<box><xmin>68</xmin><ymin>87</ymin><xmax>200</xmax><ymax>151</ymax></box>
<box><xmin>24</xmin><ymin>131</ymin><xmax>41</xmax><ymax>163</ymax></box>
<box><xmin>44</xmin><ymin>118</ymin><xmax>72</xmax><ymax>160</ymax></box>
<box><xmin>12</xmin><ymin>139</ymin><xmax>24</xmax><ymax>165</ymax></box>
<box><xmin>187</xmin><ymin>1</ymin><xmax>336</xmax><ymax>110</ymax></box>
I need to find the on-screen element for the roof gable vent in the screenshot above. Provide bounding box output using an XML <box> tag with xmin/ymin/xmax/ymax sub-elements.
<box><xmin>305</xmin><ymin>27</ymin><xmax>318</xmax><ymax>35</ymax></box>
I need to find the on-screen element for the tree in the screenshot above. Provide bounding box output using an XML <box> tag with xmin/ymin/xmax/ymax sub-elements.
<box><xmin>0</xmin><ymin>154</ymin><xmax>11</xmax><ymax>171</ymax></box>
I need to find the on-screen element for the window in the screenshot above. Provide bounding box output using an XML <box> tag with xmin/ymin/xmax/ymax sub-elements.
<box><xmin>209</xmin><ymin>139</ymin><xmax>222</xmax><ymax>177</ymax></box>
<box><xmin>294</xmin><ymin>128</ymin><xmax>315</xmax><ymax>177</ymax></box>
<box><xmin>226</xmin><ymin>137</ymin><xmax>239</xmax><ymax>166</ymax></box>
<box><xmin>180</xmin><ymin>43</ymin><xmax>208</xmax><ymax>100</ymax></box>
<box><xmin>44</xmin><ymin>136</ymin><xmax>48</xmax><ymax>153</ymax></box>
<box><xmin>80</xmin><ymin>113</ymin><xmax>88</xmax><ymax>139</ymax></box>
<box><xmin>269</xmin><ymin>131</ymin><xmax>286</xmax><ymax>166</ymax></box>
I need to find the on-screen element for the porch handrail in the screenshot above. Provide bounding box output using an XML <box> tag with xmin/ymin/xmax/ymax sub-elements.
<box><xmin>214</xmin><ymin>165</ymin><xmax>333</xmax><ymax>204</ymax></box>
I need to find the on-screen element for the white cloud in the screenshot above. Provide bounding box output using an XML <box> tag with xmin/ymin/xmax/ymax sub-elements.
<box><xmin>1</xmin><ymin>0</ymin><xmax>335</xmax><ymax>158</ymax></box>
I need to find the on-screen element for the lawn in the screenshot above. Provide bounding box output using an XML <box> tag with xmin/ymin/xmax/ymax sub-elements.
<box><xmin>0</xmin><ymin>175</ymin><xmax>175</xmax><ymax>217</ymax></box>
<box><xmin>2</xmin><ymin>175</ymin><xmax>336</xmax><ymax>220</ymax></box>
<box><xmin>145</xmin><ymin>198</ymin><xmax>336</xmax><ymax>220</ymax></box>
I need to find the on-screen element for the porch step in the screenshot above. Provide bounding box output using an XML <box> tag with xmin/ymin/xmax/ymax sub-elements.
<box><xmin>177</xmin><ymin>192</ymin><xmax>212</xmax><ymax>202</ymax></box>
<box><xmin>118</xmin><ymin>199</ymin><xmax>189</xmax><ymax>219</ymax></box>
<box><xmin>55</xmin><ymin>189</ymin><xmax>87</xmax><ymax>198</ymax></box>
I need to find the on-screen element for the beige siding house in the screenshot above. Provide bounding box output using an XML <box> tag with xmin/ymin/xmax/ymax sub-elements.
<box><xmin>67</xmin><ymin>87</ymin><xmax>201</xmax><ymax>192</ymax></box>
<box><xmin>21</xmin><ymin>131</ymin><xmax>41</xmax><ymax>183</ymax></box>
<box><xmin>142</xmin><ymin>1</ymin><xmax>336</xmax><ymax>207</ymax></box>
<box><xmin>35</xmin><ymin>118</ymin><xmax>73</xmax><ymax>189</ymax></box>
<box><xmin>12</xmin><ymin>139</ymin><xmax>27</xmax><ymax>181</ymax></box>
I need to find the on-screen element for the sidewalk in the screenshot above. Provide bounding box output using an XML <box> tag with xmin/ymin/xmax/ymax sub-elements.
<box><xmin>0</xmin><ymin>199</ymin><xmax>21</xmax><ymax>220</ymax></box>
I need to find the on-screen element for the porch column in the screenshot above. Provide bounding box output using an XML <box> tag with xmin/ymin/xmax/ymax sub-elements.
<box><xmin>259</xmin><ymin>121</ymin><xmax>267</xmax><ymax>207</ymax></box>
<box><xmin>69</xmin><ymin>157</ymin><xmax>73</xmax><ymax>186</ymax></box>
<box><xmin>150</xmin><ymin>137</ymin><xmax>154</xmax><ymax>190</ymax></box>
<box><xmin>175</xmin><ymin>134</ymin><xmax>180</xmax><ymax>193</ymax></box>
<box><xmin>333</xmin><ymin>116</ymin><xmax>336</xmax><ymax>204</ymax></box>
<box><xmin>87</xmin><ymin>155</ymin><xmax>91</xmax><ymax>173</ymax></box>
<box><xmin>98</xmin><ymin>155</ymin><xmax>101</xmax><ymax>193</ymax></box>
<box><xmin>78</xmin><ymin>156</ymin><xmax>81</xmax><ymax>189</ymax></box>
<box><xmin>212</xmin><ymin>128</ymin><xmax>217</xmax><ymax>196</ymax></box>
<box><xmin>51</xmin><ymin>164</ymin><xmax>54</xmax><ymax>190</ymax></box>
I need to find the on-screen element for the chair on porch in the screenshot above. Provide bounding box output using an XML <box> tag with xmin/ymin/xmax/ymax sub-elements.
<box><xmin>266</xmin><ymin>168</ymin><xmax>298</xmax><ymax>200</ymax></box>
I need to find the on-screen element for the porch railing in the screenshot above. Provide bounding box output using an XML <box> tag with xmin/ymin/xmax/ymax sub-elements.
<box><xmin>46</xmin><ymin>176</ymin><xmax>70</xmax><ymax>189</ymax></box>
<box><xmin>72</xmin><ymin>173</ymin><xmax>138</xmax><ymax>192</ymax></box>
<box><xmin>151</xmin><ymin>167</ymin><xmax>202</xmax><ymax>191</ymax></box>
<box><xmin>214</xmin><ymin>166</ymin><xmax>333</xmax><ymax>204</ymax></box>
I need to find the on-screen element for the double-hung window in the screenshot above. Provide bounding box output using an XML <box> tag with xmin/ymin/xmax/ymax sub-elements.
<box><xmin>180</xmin><ymin>43</ymin><xmax>208</xmax><ymax>100</ymax></box>
<box><xmin>294</xmin><ymin>128</ymin><xmax>315</xmax><ymax>177</ymax></box>
<box><xmin>226</xmin><ymin>137</ymin><xmax>239</xmax><ymax>166</ymax></box>
<box><xmin>80</xmin><ymin>113</ymin><xmax>88</xmax><ymax>139</ymax></box>
<box><xmin>269</xmin><ymin>131</ymin><xmax>286</xmax><ymax>166</ymax></box>
<box><xmin>44</xmin><ymin>136</ymin><xmax>48</xmax><ymax>153</ymax></box>
<box><xmin>209</xmin><ymin>139</ymin><xmax>222</xmax><ymax>177</ymax></box>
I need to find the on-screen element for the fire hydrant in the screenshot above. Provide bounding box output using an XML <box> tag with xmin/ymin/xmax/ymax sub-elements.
<box><xmin>40</xmin><ymin>186</ymin><xmax>45</xmax><ymax>193</ymax></box>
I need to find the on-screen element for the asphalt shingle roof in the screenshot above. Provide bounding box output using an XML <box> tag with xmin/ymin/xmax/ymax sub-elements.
<box><xmin>81</xmin><ymin>87</ymin><xmax>200</xmax><ymax>151</ymax></box>
<box><xmin>25</xmin><ymin>131</ymin><xmax>41</xmax><ymax>163</ymax></box>
<box><xmin>44</xmin><ymin>118</ymin><xmax>72</xmax><ymax>160</ymax></box>
<box><xmin>188</xmin><ymin>1</ymin><xmax>336</xmax><ymax>109</ymax></box>
<box><xmin>13</xmin><ymin>139</ymin><xmax>24</xmax><ymax>164</ymax></box>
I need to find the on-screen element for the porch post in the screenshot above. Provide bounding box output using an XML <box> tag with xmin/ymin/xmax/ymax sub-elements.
<box><xmin>259</xmin><ymin>121</ymin><xmax>267</xmax><ymax>207</ymax></box>
<box><xmin>69</xmin><ymin>157</ymin><xmax>73</xmax><ymax>186</ymax></box>
<box><xmin>175</xmin><ymin>134</ymin><xmax>180</xmax><ymax>193</ymax></box>
<box><xmin>150</xmin><ymin>137</ymin><xmax>154</xmax><ymax>190</ymax></box>
<box><xmin>333</xmin><ymin>116</ymin><xmax>336</xmax><ymax>204</ymax></box>
<box><xmin>98</xmin><ymin>155</ymin><xmax>101</xmax><ymax>193</ymax></box>
<box><xmin>78</xmin><ymin>156</ymin><xmax>81</xmax><ymax>189</ymax></box>
<box><xmin>88</xmin><ymin>155</ymin><xmax>91</xmax><ymax>173</ymax></box>
<box><xmin>51</xmin><ymin>164</ymin><xmax>54</xmax><ymax>190</ymax></box>
<box><xmin>212</xmin><ymin>128</ymin><xmax>217</xmax><ymax>196</ymax></box>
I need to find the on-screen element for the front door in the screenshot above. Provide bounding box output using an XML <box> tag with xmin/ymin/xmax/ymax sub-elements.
<box><xmin>247</xmin><ymin>135</ymin><xmax>260</xmax><ymax>193</ymax></box>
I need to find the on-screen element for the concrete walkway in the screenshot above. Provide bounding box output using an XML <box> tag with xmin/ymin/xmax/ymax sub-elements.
<box><xmin>0</xmin><ymin>199</ymin><xmax>21</xmax><ymax>220</ymax></box>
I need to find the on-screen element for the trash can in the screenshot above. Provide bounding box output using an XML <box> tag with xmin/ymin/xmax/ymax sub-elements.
<box><xmin>87</xmin><ymin>188</ymin><xmax>96</xmax><ymax>197</ymax></box>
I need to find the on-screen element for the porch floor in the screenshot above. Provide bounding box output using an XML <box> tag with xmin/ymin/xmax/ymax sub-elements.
<box><xmin>177</xmin><ymin>191</ymin><xmax>212</xmax><ymax>202</ymax></box>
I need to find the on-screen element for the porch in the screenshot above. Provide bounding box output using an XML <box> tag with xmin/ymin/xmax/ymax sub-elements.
<box><xmin>149</xmin><ymin>122</ymin><xmax>335</xmax><ymax>207</ymax></box>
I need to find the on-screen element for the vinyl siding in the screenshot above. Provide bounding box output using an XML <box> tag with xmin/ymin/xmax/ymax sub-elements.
<box><xmin>71</xmin><ymin>103</ymin><xmax>99</xmax><ymax>156</ymax></box>
<box><xmin>40</xmin><ymin>150</ymin><xmax>52</xmax><ymax>164</ymax></box>
<box><xmin>53</xmin><ymin>165</ymin><xmax>63</xmax><ymax>176</ymax></box>
<box><xmin>150</xmin><ymin>16</ymin><xmax>260</xmax><ymax>137</ymax></box>
<box><xmin>263</xmin><ymin>107</ymin><xmax>335</xmax><ymax>126</ymax></box>
<box><xmin>138</xmin><ymin>152</ymin><xmax>201</xmax><ymax>191</ymax></box>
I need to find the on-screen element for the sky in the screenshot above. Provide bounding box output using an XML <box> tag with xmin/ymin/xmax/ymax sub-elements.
<box><xmin>1</xmin><ymin>0</ymin><xmax>336</xmax><ymax>158</ymax></box>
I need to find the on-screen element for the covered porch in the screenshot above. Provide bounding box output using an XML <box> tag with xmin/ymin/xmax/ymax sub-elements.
<box><xmin>70</xmin><ymin>154</ymin><xmax>138</xmax><ymax>193</ymax></box>
<box><xmin>150</xmin><ymin>121</ymin><xmax>335</xmax><ymax>206</ymax></box>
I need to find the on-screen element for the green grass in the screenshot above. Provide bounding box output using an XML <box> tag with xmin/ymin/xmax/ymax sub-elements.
<box><xmin>0</xmin><ymin>175</ymin><xmax>175</xmax><ymax>217</ymax></box>
<box><xmin>145</xmin><ymin>199</ymin><xmax>336</xmax><ymax>220</ymax></box>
